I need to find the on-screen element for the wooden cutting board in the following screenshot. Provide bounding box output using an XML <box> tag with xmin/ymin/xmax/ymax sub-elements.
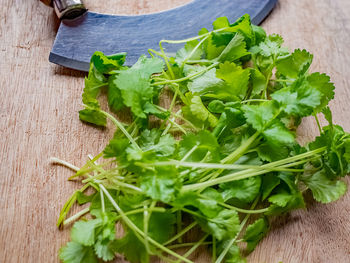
<box><xmin>0</xmin><ymin>0</ymin><xmax>349</xmax><ymax>262</ymax></box>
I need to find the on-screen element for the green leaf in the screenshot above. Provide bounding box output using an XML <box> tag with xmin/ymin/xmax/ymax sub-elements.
<box><xmin>76</xmin><ymin>191</ymin><xmax>96</xmax><ymax>205</ymax></box>
<box><xmin>60</xmin><ymin>242</ymin><xmax>98</xmax><ymax>263</ymax></box>
<box><xmin>114</xmin><ymin>231</ymin><xmax>149</xmax><ymax>263</ymax></box>
<box><xmin>103</xmin><ymin>137</ymin><xmax>129</xmax><ymax>159</ymax></box>
<box><xmin>261</xmin><ymin>173</ymin><xmax>280</xmax><ymax>200</ymax></box>
<box><xmin>71</xmin><ymin>219</ymin><xmax>102</xmax><ymax>246</ymax></box>
<box><xmin>179</xmin><ymin>130</ymin><xmax>220</xmax><ymax>162</ymax></box>
<box><xmin>262</xmin><ymin>120</ymin><xmax>295</xmax><ymax>145</ymax></box>
<box><xmin>258</xmin><ymin>34</ymin><xmax>288</xmax><ymax>58</ymax></box>
<box><xmin>243</xmin><ymin>217</ymin><xmax>269</xmax><ymax>253</ymax></box>
<box><xmin>271</xmin><ymin>78</ymin><xmax>322</xmax><ymax>117</ymax></box>
<box><xmin>107</xmin><ymin>75</ymin><xmax>124</xmax><ymax>112</ymax></box>
<box><xmin>242</xmin><ymin>101</ymin><xmax>278</xmax><ymax>131</ymax></box>
<box><xmin>94</xmin><ymin>239</ymin><xmax>116</xmax><ymax>261</ymax></box>
<box><xmin>147</xmin><ymin>212</ymin><xmax>176</xmax><ymax>243</ymax></box>
<box><xmin>175</xmin><ymin>40</ymin><xmax>204</xmax><ymax>65</ymax></box>
<box><xmin>140</xmin><ymin>166</ymin><xmax>179</xmax><ymax>203</ymax></box>
<box><xmin>114</xmin><ymin>56</ymin><xmax>164</xmax><ymax>118</ymax></box>
<box><xmin>91</xmin><ymin>51</ymin><xmax>126</xmax><ymax>74</ymax></box>
<box><xmin>182</xmin><ymin>94</ymin><xmax>218</xmax><ymax>128</ymax></box>
<box><xmin>197</xmin><ymin>209</ymin><xmax>240</xmax><ymax>241</ymax></box>
<box><xmin>250</xmin><ymin>68</ymin><xmax>266</xmax><ymax>97</ymax></box>
<box><xmin>267</xmin><ymin>190</ymin><xmax>305</xmax><ymax>215</ymax></box>
<box><xmin>216</xmin><ymin>61</ymin><xmax>251</xmax><ymax>99</ymax></box>
<box><xmin>219</xmin><ymin>176</ymin><xmax>261</xmax><ymax>203</ymax></box>
<box><xmin>187</xmin><ymin>67</ymin><xmax>224</xmax><ymax>95</ymax></box>
<box><xmin>217</xmin><ymin>242</ymin><xmax>246</xmax><ymax>263</ymax></box>
<box><xmin>79</xmin><ymin>108</ymin><xmax>107</xmax><ymax>127</ymax></box>
<box><xmin>217</xmin><ymin>33</ymin><xmax>250</xmax><ymax>62</ymax></box>
<box><xmin>252</xmin><ymin>24</ymin><xmax>266</xmax><ymax>45</ymax></box>
<box><xmin>301</xmin><ymin>170</ymin><xmax>347</xmax><ymax>203</ymax></box>
<box><xmin>82</xmin><ymin>65</ymin><xmax>107</xmax><ymax>105</ymax></box>
<box><xmin>276</xmin><ymin>49</ymin><xmax>313</xmax><ymax>79</ymax></box>
<box><xmin>307</xmin><ymin>73</ymin><xmax>335</xmax><ymax>112</ymax></box>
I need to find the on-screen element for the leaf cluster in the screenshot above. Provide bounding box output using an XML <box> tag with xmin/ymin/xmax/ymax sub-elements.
<box><xmin>57</xmin><ymin>14</ymin><xmax>349</xmax><ymax>263</ymax></box>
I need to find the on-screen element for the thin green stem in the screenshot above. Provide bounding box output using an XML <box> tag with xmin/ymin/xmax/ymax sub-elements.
<box><xmin>314</xmin><ymin>114</ymin><xmax>322</xmax><ymax>134</ymax></box>
<box><xmin>175</xmin><ymin>234</ymin><xmax>209</xmax><ymax>263</ymax></box>
<box><xmin>84</xmin><ymin>106</ymin><xmax>141</xmax><ymax>151</ymax></box>
<box><xmin>100</xmin><ymin>189</ymin><xmax>105</xmax><ymax>213</ymax></box>
<box><xmin>212</xmin><ymin>237</ymin><xmax>216</xmax><ymax>263</ymax></box>
<box><xmin>159</xmin><ymin>41</ymin><xmax>175</xmax><ymax>79</ymax></box>
<box><xmin>184</xmin><ymin>147</ymin><xmax>326</xmax><ymax>191</ymax></box>
<box><xmin>167</xmin><ymin>241</ymin><xmax>212</xmax><ymax>250</ymax></box>
<box><xmin>181</xmin><ymin>35</ymin><xmax>209</xmax><ymax>68</ymax></box>
<box><xmin>241</xmin><ymin>99</ymin><xmax>269</xmax><ymax>104</ymax></box>
<box><xmin>160</xmin><ymin>27</ymin><xmax>228</xmax><ymax>45</ymax></box>
<box><xmin>177</xmin><ymin>211</ymin><xmax>182</xmax><ymax>243</ymax></box>
<box><xmin>163</xmin><ymin>222</ymin><xmax>198</xmax><ymax>246</ymax></box>
<box><xmin>152</xmin><ymin>62</ymin><xmax>219</xmax><ymax>86</ymax></box>
<box><xmin>63</xmin><ymin>207</ymin><xmax>90</xmax><ymax>226</ymax></box>
<box><xmin>215</xmin><ymin>198</ymin><xmax>259</xmax><ymax>263</ymax></box>
<box><xmin>99</xmin><ymin>185</ymin><xmax>194</xmax><ymax>263</ymax></box>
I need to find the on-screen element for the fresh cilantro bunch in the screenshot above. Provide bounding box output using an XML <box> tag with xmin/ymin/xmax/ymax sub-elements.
<box><xmin>54</xmin><ymin>14</ymin><xmax>350</xmax><ymax>263</ymax></box>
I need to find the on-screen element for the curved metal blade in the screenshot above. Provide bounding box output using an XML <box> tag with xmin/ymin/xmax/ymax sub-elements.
<box><xmin>49</xmin><ymin>0</ymin><xmax>278</xmax><ymax>71</ymax></box>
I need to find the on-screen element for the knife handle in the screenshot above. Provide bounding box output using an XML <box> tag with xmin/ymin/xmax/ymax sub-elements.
<box><xmin>40</xmin><ymin>0</ymin><xmax>87</xmax><ymax>20</ymax></box>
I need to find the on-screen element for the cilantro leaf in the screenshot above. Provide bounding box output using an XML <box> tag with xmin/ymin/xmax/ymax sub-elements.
<box><xmin>114</xmin><ymin>231</ymin><xmax>149</xmax><ymax>263</ymax></box>
<box><xmin>182</xmin><ymin>94</ymin><xmax>218</xmax><ymax>128</ymax></box>
<box><xmin>197</xmin><ymin>209</ymin><xmax>240</xmax><ymax>241</ymax></box>
<box><xmin>60</xmin><ymin>242</ymin><xmax>98</xmax><ymax>263</ymax></box>
<box><xmin>219</xmin><ymin>176</ymin><xmax>261</xmax><ymax>203</ymax></box>
<box><xmin>216</xmin><ymin>61</ymin><xmax>251</xmax><ymax>99</ymax></box>
<box><xmin>179</xmin><ymin>130</ymin><xmax>220</xmax><ymax>162</ymax></box>
<box><xmin>140</xmin><ymin>166</ymin><xmax>179</xmax><ymax>203</ymax></box>
<box><xmin>242</xmin><ymin>101</ymin><xmax>278</xmax><ymax>131</ymax></box>
<box><xmin>243</xmin><ymin>217</ymin><xmax>269</xmax><ymax>252</ymax></box>
<box><xmin>217</xmin><ymin>33</ymin><xmax>250</xmax><ymax>62</ymax></box>
<box><xmin>114</xmin><ymin>56</ymin><xmax>164</xmax><ymax>118</ymax></box>
<box><xmin>271</xmin><ymin>78</ymin><xmax>322</xmax><ymax>117</ymax></box>
<box><xmin>90</xmin><ymin>51</ymin><xmax>126</xmax><ymax>74</ymax></box>
<box><xmin>276</xmin><ymin>49</ymin><xmax>313</xmax><ymax>79</ymax></box>
<box><xmin>301</xmin><ymin>170</ymin><xmax>347</xmax><ymax>203</ymax></box>
<box><xmin>71</xmin><ymin>219</ymin><xmax>102</xmax><ymax>246</ymax></box>
<box><xmin>175</xmin><ymin>40</ymin><xmax>204</xmax><ymax>65</ymax></box>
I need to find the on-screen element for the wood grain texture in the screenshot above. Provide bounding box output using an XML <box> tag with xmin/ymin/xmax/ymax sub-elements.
<box><xmin>0</xmin><ymin>1</ymin><xmax>349</xmax><ymax>262</ymax></box>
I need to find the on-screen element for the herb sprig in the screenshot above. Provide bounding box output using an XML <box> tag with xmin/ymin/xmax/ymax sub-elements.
<box><xmin>53</xmin><ymin>14</ymin><xmax>350</xmax><ymax>263</ymax></box>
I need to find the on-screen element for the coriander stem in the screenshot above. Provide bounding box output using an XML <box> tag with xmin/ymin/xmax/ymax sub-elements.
<box><xmin>175</xmin><ymin>234</ymin><xmax>209</xmax><ymax>263</ymax></box>
<box><xmin>63</xmin><ymin>207</ymin><xmax>89</xmax><ymax>225</ymax></box>
<box><xmin>160</xmin><ymin>27</ymin><xmax>229</xmax><ymax>45</ymax></box>
<box><xmin>159</xmin><ymin>41</ymin><xmax>175</xmax><ymax>79</ymax></box>
<box><xmin>181</xmin><ymin>35</ymin><xmax>209</xmax><ymax>68</ymax></box>
<box><xmin>151</xmin><ymin>62</ymin><xmax>219</xmax><ymax>86</ymax></box>
<box><xmin>184</xmin><ymin>147</ymin><xmax>326</xmax><ymax>191</ymax></box>
<box><xmin>212</xmin><ymin>237</ymin><xmax>216</xmax><ymax>263</ymax></box>
<box><xmin>85</xmin><ymin>106</ymin><xmax>141</xmax><ymax>151</ymax></box>
<box><xmin>221</xmin><ymin>131</ymin><xmax>260</xmax><ymax>164</ymax></box>
<box><xmin>198</xmin><ymin>194</ymin><xmax>269</xmax><ymax>214</ymax></box>
<box><xmin>163</xmin><ymin>221</ymin><xmax>198</xmax><ymax>246</ymax></box>
<box><xmin>241</xmin><ymin>99</ymin><xmax>269</xmax><ymax>103</ymax></box>
<box><xmin>314</xmin><ymin>113</ymin><xmax>322</xmax><ymax>134</ymax></box>
<box><xmin>167</xmin><ymin>241</ymin><xmax>212</xmax><ymax>249</ymax></box>
<box><xmin>215</xmin><ymin>197</ymin><xmax>259</xmax><ymax>263</ymax></box>
<box><xmin>50</xmin><ymin>157</ymin><xmax>80</xmax><ymax>172</ymax></box>
<box><xmin>99</xmin><ymin>185</ymin><xmax>194</xmax><ymax>263</ymax></box>
<box><xmin>177</xmin><ymin>210</ymin><xmax>182</xmax><ymax>243</ymax></box>
<box><xmin>99</xmin><ymin>189</ymin><xmax>105</xmax><ymax>214</ymax></box>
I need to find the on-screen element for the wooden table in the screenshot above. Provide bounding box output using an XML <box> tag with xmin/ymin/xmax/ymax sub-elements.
<box><xmin>1</xmin><ymin>0</ymin><xmax>349</xmax><ymax>262</ymax></box>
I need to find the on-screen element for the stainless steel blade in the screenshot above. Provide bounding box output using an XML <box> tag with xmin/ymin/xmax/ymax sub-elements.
<box><xmin>49</xmin><ymin>0</ymin><xmax>278</xmax><ymax>71</ymax></box>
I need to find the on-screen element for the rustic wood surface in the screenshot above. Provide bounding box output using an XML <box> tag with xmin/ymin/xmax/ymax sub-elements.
<box><xmin>0</xmin><ymin>0</ymin><xmax>349</xmax><ymax>262</ymax></box>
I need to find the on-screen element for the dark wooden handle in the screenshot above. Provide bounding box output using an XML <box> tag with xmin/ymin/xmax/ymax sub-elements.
<box><xmin>40</xmin><ymin>0</ymin><xmax>52</xmax><ymax>6</ymax></box>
